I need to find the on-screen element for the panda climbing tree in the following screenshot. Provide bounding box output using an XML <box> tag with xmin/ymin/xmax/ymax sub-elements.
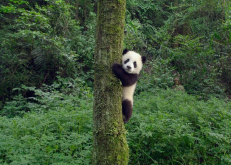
<box><xmin>112</xmin><ymin>49</ymin><xmax>146</xmax><ymax>123</ymax></box>
<box><xmin>92</xmin><ymin>0</ymin><xmax>129</xmax><ymax>165</ymax></box>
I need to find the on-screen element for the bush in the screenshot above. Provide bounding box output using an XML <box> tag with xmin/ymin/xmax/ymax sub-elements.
<box><xmin>0</xmin><ymin>90</ymin><xmax>93</xmax><ymax>164</ymax></box>
<box><xmin>127</xmin><ymin>88</ymin><xmax>231</xmax><ymax>164</ymax></box>
<box><xmin>0</xmin><ymin>77</ymin><xmax>92</xmax><ymax>117</ymax></box>
<box><xmin>1</xmin><ymin>88</ymin><xmax>231</xmax><ymax>164</ymax></box>
<box><xmin>136</xmin><ymin>58</ymin><xmax>175</xmax><ymax>94</ymax></box>
<box><xmin>0</xmin><ymin>0</ymin><xmax>96</xmax><ymax>105</ymax></box>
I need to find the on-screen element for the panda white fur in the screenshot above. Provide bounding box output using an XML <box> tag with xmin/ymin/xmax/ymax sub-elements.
<box><xmin>112</xmin><ymin>49</ymin><xmax>146</xmax><ymax>123</ymax></box>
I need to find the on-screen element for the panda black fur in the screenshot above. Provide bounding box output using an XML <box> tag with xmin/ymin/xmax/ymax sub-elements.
<box><xmin>112</xmin><ymin>49</ymin><xmax>146</xmax><ymax>123</ymax></box>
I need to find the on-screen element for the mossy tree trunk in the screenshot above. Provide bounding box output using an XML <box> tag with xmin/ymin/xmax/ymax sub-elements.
<box><xmin>92</xmin><ymin>0</ymin><xmax>128</xmax><ymax>165</ymax></box>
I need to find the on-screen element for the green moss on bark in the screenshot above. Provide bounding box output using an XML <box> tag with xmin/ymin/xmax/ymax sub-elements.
<box><xmin>92</xmin><ymin>0</ymin><xmax>128</xmax><ymax>165</ymax></box>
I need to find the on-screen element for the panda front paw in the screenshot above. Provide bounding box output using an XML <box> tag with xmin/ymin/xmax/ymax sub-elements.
<box><xmin>112</xmin><ymin>63</ymin><xmax>122</xmax><ymax>72</ymax></box>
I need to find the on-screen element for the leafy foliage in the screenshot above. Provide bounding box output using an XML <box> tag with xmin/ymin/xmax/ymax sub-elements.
<box><xmin>1</xmin><ymin>89</ymin><xmax>231</xmax><ymax>164</ymax></box>
<box><xmin>0</xmin><ymin>0</ymin><xmax>95</xmax><ymax>107</ymax></box>
<box><xmin>125</xmin><ymin>0</ymin><xmax>230</xmax><ymax>99</ymax></box>
<box><xmin>0</xmin><ymin>82</ymin><xmax>93</xmax><ymax>164</ymax></box>
<box><xmin>1</xmin><ymin>0</ymin><xmax>231</xmax><ymax>164</ymax></box>
<box><xmin>0</xmin><ymin>104</ymin><xmax>93</xmax><ymax>164</ymax></box>
<box><xmin>128</xmin><ymin>88</ymin><xmax>231</xmax><ymax>164</ymax></box>
<box><xmin>136</xmin><ymin>57</ymin><xmax>175</xmax><ymax>94</ymax></box>
<box><xmin>1</xmin><ymin>0</ymin><xmax>231</xmax><ymax>110</ymax></box>
<box><xmin>0</xmin><ymin>76</ymin><xmax>91</xmax><ymax>117</ymax></box>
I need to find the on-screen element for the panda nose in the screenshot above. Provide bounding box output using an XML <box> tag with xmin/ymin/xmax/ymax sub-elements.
<box><xmin>127</xmin><ymin>66</ymin><xmax>131</xmax><ymax>69</ymax></box>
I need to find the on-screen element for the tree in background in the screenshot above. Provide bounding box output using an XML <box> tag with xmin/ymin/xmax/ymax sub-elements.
<box><xmin>0</xmin><ymin>0</ymin><xmax>96</xmax><ymax>110</ymax></box>
<box><xmin>92</xmin><ymin>0</ymin><xmax>129</xmax><ymax>164</ymax></box>
<box><xmin>1</xmin><ymin>0</ymin><xmax>231</xmax><ymax>114</ymax></box>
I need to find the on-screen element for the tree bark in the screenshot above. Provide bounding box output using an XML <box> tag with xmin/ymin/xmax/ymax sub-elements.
<box><xmin>92</xmin><ymin>0</ymin><xmax>128</xmax><ymax>165</ymax></box>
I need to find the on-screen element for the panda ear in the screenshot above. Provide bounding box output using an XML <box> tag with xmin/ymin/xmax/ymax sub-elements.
<box><xmin>123</xmin><ymin>49</ymin><xmax>129</xmax><ymax>55</ymax></box>
<box><xmin>142</xmin><ymin>56</ymin><xmax>147</xmax><ymax>64</ymax></box>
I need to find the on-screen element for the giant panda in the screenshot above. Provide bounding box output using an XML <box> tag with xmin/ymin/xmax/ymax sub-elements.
<box><xmin>112</xmin><ymin>49</ymin><xmax>146</xmax><ymax>123</ymax></box>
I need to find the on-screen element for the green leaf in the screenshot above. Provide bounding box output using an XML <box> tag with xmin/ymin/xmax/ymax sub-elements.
<box><xmin>214</xmin><ymin>32</ymin><xmax>221</xmax><ymax>40</ymax></box>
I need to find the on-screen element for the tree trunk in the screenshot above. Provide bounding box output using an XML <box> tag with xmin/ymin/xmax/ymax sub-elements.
<box><xmin>92</xmin><ymin>0</ymin><xmax>128</xmax><ymax>165</ymax></box>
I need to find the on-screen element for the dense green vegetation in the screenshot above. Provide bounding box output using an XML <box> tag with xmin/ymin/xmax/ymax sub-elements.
<box><xmin>1</xmin><ymin>0</ymin><xmax>231</xmax><ymax>105</ymax></box>
<box><xmin>1</xmin><ymin>89</ymin><xmax>231</xmax><ymax>164</ymax></box>
<box><xmin>0</xmin><ymin>0</ymin><xmax>231</xmax><ymax>164</ymax></box>
<box><xmin>0</xmin><ymin>87</ymin><xmax>93</xmax><ymax>164</ymax></box>
<box><xmin>129</xmin><ymin>89</ymin><xmax>231</xmax><ymax>164</ymax></box>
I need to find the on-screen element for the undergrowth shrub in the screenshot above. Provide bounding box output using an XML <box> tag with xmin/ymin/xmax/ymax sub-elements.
<box><xmin>1</xmin><ymin>88</ymin><xmax>231</xmax><ymax>164</ymax></box>
<box><xmin>0</xmin><ymin>92</ymin><xmax>93</xmax><ymax>164</ymax></box>
<box><xmin>0</xmin><ymin>77</ymin><xmax>92</xmax><ymax>117</ymax></box>
<box><xmin>136</xmin><ymin>58</ymin><xmax>174</xmax><ymax>94</ymax></box>
<box><xmin>127</xmin><ymin>88</ymin><xmax>231</xmax><ymax>165</ymax></box>
<box><xmin>0</xmin><ymin>0</ymin><xmax>96</xmax><ymax>105</ymax></box>
<box><xmin>124</xmin><ymin>18</ymin><xmax>147</xmax><ymax>51</ymax></box>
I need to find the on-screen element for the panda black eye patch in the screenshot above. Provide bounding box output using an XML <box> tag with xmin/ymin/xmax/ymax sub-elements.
<box><xmin>124</xmin><ymin>59</ymin><xmax>129</xmax><ymax>64</ymax></box>
<box><xmin>133</xmin><ymin>61</ymin><xmax>137</xmax><ymax>68</ymax></box>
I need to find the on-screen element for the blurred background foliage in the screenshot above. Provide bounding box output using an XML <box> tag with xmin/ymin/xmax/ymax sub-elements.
<box><xmin>0</xmin><ymin>0</ymin><xmax>96</xmax><ymax>110</ymax></box>
<box><xmin>0</xmin><ymin>0</ymin><xmax>231</xmax><ymax>109</ymax></box>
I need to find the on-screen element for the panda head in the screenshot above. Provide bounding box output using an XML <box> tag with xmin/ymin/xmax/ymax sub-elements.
<box><xmin>122</xmin><ymin>49</ymin><xmax>146</xmax><ymax>74</ymax></box>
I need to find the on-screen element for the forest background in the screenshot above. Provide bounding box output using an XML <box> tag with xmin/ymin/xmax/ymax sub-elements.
<box><xmin>0</xmin><ymin>0</ymin><xmax>231</xmax><ymax>164</ymax></box>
